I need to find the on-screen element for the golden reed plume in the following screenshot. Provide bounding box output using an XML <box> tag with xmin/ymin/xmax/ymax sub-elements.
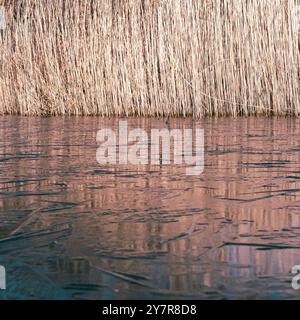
<box><xmin>0</xmin><ymin>0</ymin><xmax>299</xmax><ymax>117</ymax></box>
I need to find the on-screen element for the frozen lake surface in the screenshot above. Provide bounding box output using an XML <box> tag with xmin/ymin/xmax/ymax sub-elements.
<box><xmin>0</xmin><ymin>116</ymin><xmax>300</xmax><ymax>299</ymax></box>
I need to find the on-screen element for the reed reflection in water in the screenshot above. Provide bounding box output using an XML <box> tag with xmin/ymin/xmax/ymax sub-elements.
<box><xmin>0</xmin><ymin>116</ymin><xmax>300</xmax><ymax>299</ymax></box>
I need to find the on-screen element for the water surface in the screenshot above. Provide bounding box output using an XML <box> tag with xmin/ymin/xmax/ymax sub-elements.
<box><xmin>0</xmin><ymin>116</ymin><xmax>300</xmax><ymax>300</ymax></box>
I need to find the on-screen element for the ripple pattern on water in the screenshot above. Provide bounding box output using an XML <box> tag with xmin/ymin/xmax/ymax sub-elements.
<box><xmin>1</xmin><ymin>117</ymin><xmax>300</xmax><ymax>299</ymax></box>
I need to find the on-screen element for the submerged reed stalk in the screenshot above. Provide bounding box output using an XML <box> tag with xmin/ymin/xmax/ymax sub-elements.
<box><xmin>0</xmin><ymin>0</ymin><xmax>299</xmax><ymax>117</ymax></box>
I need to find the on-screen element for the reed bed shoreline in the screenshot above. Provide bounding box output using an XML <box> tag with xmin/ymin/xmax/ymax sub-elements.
<box><xmin>0</xmin><ymin>0</ymin><xmax>299</xmax><ymax>117</ymax></box>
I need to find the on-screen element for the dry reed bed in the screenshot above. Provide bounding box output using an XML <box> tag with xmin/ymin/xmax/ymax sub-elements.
<box><xmin>0</xmin><ymin>0</ymin><xmax>299</xmax><ymax>117</ymax></box>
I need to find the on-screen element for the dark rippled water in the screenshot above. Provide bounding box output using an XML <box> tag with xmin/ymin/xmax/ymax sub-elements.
<box><xmin>1</xmin><ymin>116</ymin><xmax>300</xmax><ymax>300</ymax></box>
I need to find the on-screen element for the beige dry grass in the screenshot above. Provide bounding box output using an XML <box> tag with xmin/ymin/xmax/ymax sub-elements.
<box><xmin>0</xmin><ymin>0</ymin><xmax>299</xmax><ymax>117</ymax></box>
